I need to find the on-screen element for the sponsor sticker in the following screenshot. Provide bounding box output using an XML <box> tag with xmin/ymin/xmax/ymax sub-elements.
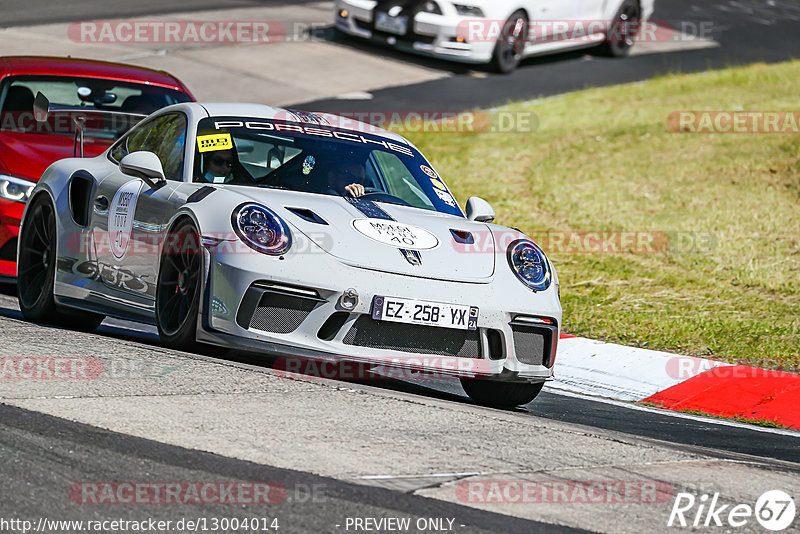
<box><xmin>420</xmin><ymin>165</ymin><xmax>438</xmax><ymax>179</ymax></box>
<box><xmin>108</xmin><ymin>180</ymin><xmax>142</xmax><ymax>259</ymax></box>
<box><xmin>430</xmin><ymin>177</ymin><xmax>447</xmax><ymax>191</ymax></box>
<box><xmin>434</xmin><ymin>188</ymin><xmax>457</xmax><ymax>207</ymax></box>
<box><xmin>352</xmin><ymin>218</ymin><xmax>439</xmax><ymax>251</ymax></box>
<box><xmin>302</xmin><ymin>155</ymin><xmax>316</xmax><ymax>175</ymax></box>
<box><xmin>197</xmin><ymin>133</ymin><xmax>233</xmax><ymax>153</ymax></box>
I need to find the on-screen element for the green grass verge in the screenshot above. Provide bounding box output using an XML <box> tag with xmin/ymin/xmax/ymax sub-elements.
<box><xmin>638</xmin><ymin>402</ymin><xmax>786</xmax><ymax>429</ymax></box>
<box><xmin>406</xmin><ymin>61</ymin><xmax>800</xmax><ymax>369</ymax></box>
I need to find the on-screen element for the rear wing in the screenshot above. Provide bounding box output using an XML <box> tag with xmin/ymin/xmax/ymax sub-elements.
<box><xmin>33</xmin><ymin>92</ymin><xmax>147</xmax><ymax>158</ymax></box>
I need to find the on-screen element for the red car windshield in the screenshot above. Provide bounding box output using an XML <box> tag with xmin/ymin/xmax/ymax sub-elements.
<box><xmin>0</xmin><ymin>75</ymin><xmax>191</xmax><ymax>139</ymax></box>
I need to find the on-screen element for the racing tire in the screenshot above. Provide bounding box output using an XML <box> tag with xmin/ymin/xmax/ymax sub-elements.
<box><xmin>17</xmin><ymin>195</ymin><xmax>104</xmax><ymax>330</ymax></box>
<box><xmin>461</xmin><ymin>379</ymin><xmax>544</xmax><ymax>408</ymax></box>
<box><xmin>597</xmin><ymin>0</ymin><xmax>642</xmax><ymax>57</ymax></box>
<box><xmin>155</xmin><ymin>220</ymin><xmax>203</xmax><ymax>349</ymax></box>
<box><xmin>490</xmin><ymin>10</ymin><xmax>528</xmax><ymax>74</ymax></box>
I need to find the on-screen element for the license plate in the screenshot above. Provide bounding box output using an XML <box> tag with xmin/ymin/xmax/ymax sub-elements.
<box><xmin>375</xmin><ymin>12</ymin><xmax>408</xmax><ymax>35</ymax></box>
<box><xmin>372</xmin><ymin>296</ymin><xmax>478</xmax><ymax>331</ymax></box>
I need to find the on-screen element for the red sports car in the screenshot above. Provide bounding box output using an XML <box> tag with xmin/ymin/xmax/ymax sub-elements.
<box><xmin>0</xmin><ymin>56</ymin><xmax>194</xmax><ymax>280</ymax></box>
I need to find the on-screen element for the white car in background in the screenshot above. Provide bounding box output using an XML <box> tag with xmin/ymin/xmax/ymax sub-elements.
<box><xmin>335</xmin><ymin>0</ymin><xmax>655</xmax><ymax>72</ymax></box>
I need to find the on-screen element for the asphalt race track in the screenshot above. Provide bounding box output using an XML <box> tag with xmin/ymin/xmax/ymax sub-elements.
<box><xmin>1</xmin><ymin>404</ymin><xmax>572</xmax><ymax>534</ymax></box>
<box><xmin>1</xmin><ymin>0</ymin><xmax>799</xmax><ymax>532</ymax></box>
<box><xmin>1</xmin><ymin>287</ymin><xmax>798</xmax><ymax>532</ymax></box>
<box><xmin>2</xmin><ymin>285</ymin><xmax>797</xmax><ymax>464</ymax></box>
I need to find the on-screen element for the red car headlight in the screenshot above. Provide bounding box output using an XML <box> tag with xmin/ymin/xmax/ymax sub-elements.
<box><xmin>0</xmin><ymin>175</ymin><xmax>36</xmax><ymax>204</ymax></box>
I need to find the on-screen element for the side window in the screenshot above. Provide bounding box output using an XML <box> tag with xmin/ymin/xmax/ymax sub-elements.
<box><xmin>110</xmin><ymin>113</ymin><xmax>187</xmax><ymax>181</ymax></box>
<box><xmin>371</xmin><ymin>151</ymin><xmax>435</xmax><ymax>209</ymax></box>
<box><xmin>110</xmin><ymin>119</ymin><xmax>153</xmax><ymax>162</ymax></box>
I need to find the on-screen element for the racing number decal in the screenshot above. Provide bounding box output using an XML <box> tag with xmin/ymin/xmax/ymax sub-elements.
<box><xmin>108</xmin><ymin>179</ymin><xmax>143</xmax><ymax>260</ymax></box>
<box><xmin>197</xmin><ymin>133</ymin><xmax>233</xmax><ymax>153</ymax></box>
<box><xmin>352</xmin><ymin>218</ymin><xmax>439</xmax><ymax>251</ymax></box>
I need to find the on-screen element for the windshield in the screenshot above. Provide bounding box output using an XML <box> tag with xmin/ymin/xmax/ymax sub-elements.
<box><xmin>193</xmin><ymin>117</ymin><xmax>463</xmax><ymax>216</ymax></box>
<box><xmin>0</xmin><ymin>75</ymin><xmax>191</xmax><ymax>139</ymax></box>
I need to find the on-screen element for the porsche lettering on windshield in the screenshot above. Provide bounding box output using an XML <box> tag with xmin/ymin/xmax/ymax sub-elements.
<box><xmin>212</xmin><ymin>120</ymin><xmax>414</xmax><ymax>157</ymax></box>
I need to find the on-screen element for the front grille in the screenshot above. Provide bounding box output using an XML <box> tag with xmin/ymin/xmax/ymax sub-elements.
<box><xmin>512</xmin><ymin>327</ymin><xmax>546</xmax><ymax>365</ymax></box>
<box><xmin>510</xmin><ymin>320</ymin><xmax>558</xmax><ymax>367</ymax></box>
<box><xmin>248</xmin><ymin>293</ymin><xmax>317</xmax><ymax>334</ymax></box>
<box><xmin>354</xmin><ymin>18</ymin><xmax>437</xmax><ymax>45</ymax></box>
<box><xmin>0</xmin><ymin>237</ymin><xmax>17</xmax><ymax>262</ymax></box>
<box><xmin>343</xmin><ymin>315</ymin><xmax>481</xmax><ymax>358</ymax></box>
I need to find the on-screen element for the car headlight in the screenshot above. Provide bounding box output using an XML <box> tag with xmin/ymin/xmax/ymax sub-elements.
<box><xmin>507</xmin><ymin>239</ymin><xmax>551</xmax><ymax>292</ymax></box>
<box><xmin>231</xmin><ymin>203</ymin><xmax>292</xmax><ymax>256</ymax></box>
<box><xmin>0</xmin><ymin>175</ymin><xmax>35</xmax><ymax>204</ymax></box>
<box><xmin>453</xmin><ymin>4</ymin><xmax>484</xmax><ymax>17</ymax></box>
<box><xmin>421</xmin><ymin>1</ymin><xmax>443</xmax><ymax>14</ymax></box>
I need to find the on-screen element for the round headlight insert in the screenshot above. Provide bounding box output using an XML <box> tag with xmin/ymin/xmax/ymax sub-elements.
<box><xmin>231</xmin><ymin>203</ymin><xmax>292</xmax><ymax>256</ymax></box>
<box><xmin>507</xmin><ymin>239</ymin><xmax>551</xmax><ymax>292</ymax></box>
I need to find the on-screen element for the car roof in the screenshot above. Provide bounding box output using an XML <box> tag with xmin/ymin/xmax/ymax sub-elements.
<box><xmin>196</xmin><ymin>102</ymin><xmax>411</xmax><ymax>145</ymax></box>
<box><xmin>0</xmin><ymin>56</ymin><xmax>191</xmax><ymax>93</ymax></box>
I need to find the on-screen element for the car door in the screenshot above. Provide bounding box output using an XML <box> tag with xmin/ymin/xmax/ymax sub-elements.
<box><xmin>91</xmin><ymin>112</ymin><xmax>188</xmax><ymax>299</ymax></box>
<box><xmin>527</xmin><ymin>0</ymin><xmax>606</xmax><ymax>49</ymax></box>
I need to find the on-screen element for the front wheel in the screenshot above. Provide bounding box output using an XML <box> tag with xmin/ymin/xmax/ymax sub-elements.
<box><xmin>17</xmin><ymin>195</ymin><xmax>104</xmax><ymax>330</ymax></box>
<box><xmin>598</xmin><ymin>0</ymin><xmax>642</xmax><ymax>57</ymax></box>
<box><xmin>461</xmin><ymin>379</ymin><xmax>544</xmax><ymax>408</ymax></box>
<box><xmin>490</xmin><ymin>10</ymin><xmax>528</xmax><ymax>74</ymax></box>
<box><xmin>155</xmin><ymin>220</ymin><xmax>203</xmax><ymax>349</ymax></box>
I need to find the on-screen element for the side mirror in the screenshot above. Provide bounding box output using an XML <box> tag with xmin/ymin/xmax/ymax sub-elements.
<box><xmin>465</xmin><ymin>196</ymin><xmax>495</xmax><ymax>223</ymax></box>
<box><xmin>33</xmin><ymin>91</ymin><xmax>50</xmax><ymax>122</ymax></box>
<box><xmin>120</xmin><ymin>151</ymin><xmax>166</xmax><ymax>189</ymax></box>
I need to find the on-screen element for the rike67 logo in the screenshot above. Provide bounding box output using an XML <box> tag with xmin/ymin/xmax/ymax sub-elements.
<box><xmin>668</xmin><ymin>490</ymin><xmax>796</xmax><ymax>531</ymax></box>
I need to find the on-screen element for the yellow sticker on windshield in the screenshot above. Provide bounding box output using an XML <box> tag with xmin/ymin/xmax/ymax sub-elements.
<box><xmin>197</xmin><ymin>133</ymin><xmax>233</xmax><ymax>153</ymax></box>
<box><xmin>430</xmin><ymin>178</ymin><xmax>447</xmax><ymax>191</ymax></box>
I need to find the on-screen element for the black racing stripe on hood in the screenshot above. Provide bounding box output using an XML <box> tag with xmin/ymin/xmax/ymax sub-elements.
<box><xmin>345</xmin><ymin>197</ymin><xmax>393</xmax><ymax>220</ymax></box>
<box><xmin>345</xmin><ymin>197</ymin><xmax>422</xmax><ymax>265</ymax></box>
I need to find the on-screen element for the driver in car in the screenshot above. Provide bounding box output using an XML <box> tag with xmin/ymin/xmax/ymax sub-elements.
<box><xmin>201</xmin><ymin>148</ymin><xmax>236</xmax><ymax>184</ymax></box>
<box><xmin>327</xmin><ymin>161</ymin><xmax>366</xmax><ymax>198</ymax></box>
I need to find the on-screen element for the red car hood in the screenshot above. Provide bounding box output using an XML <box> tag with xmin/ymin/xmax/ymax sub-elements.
<box><xmin>0</xmin><ymin>131</ymin><xmax>111</xmax><ymax>181</ymax></box>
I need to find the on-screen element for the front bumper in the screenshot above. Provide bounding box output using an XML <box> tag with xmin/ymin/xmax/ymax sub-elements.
<box><xmin>335</xmin><ymin>0</ymin><xmax>496</xmax><ymax>64</ymax></box>
<box><xmin>199</xmin><ymin>241</ymin><xmax>561</xmax><ymax>382</ymax></box>
<box><xmin>0</xmin><ymin>198</ymin><xmax>24</xmax><ymax>277</ymax></box>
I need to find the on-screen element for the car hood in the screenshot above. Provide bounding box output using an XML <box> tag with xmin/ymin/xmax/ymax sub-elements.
<box><xmin>0</xmin><ymin>132</ymin><xmax>110</xmax><ymax>181</ymax></box>
<box><xmin>229</xmin><ymin>187</ymin><xmax>496</xmax><ymax>283</ymax></box>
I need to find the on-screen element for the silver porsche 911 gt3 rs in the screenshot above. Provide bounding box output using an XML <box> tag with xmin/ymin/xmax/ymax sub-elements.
<box><xmin>17</xmin><ymin>102</ymin><xmax>561</xmax><ymax>407</ymax></box>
